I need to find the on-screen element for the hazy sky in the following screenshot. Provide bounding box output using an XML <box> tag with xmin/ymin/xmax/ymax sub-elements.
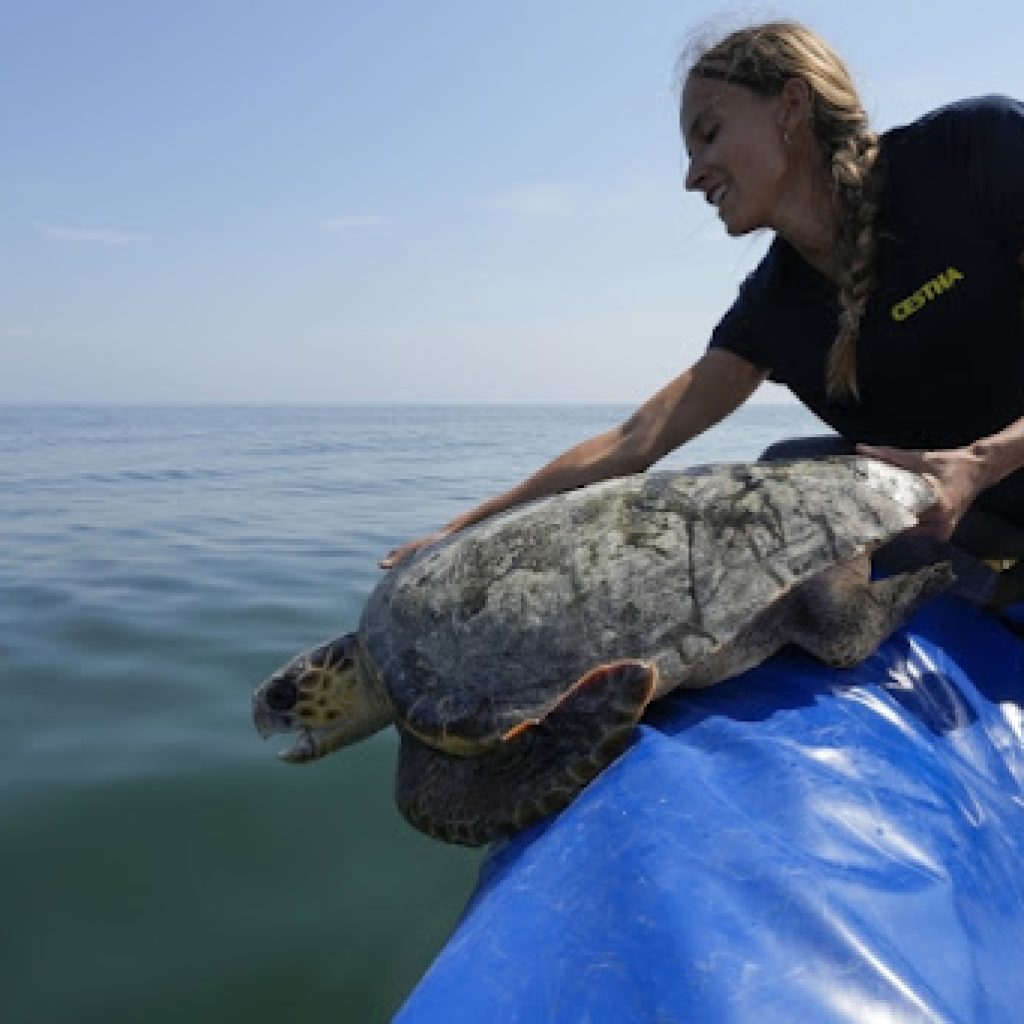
<box><xmin>3</xmin><ymin>1</ymin><xmax>1022</xmax><ymax>404</ymax></box>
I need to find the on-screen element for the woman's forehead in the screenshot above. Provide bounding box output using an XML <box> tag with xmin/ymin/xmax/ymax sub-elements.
<box><xmin>680</xmin><ymin>77</ymin><xmax>742</xmax><ymax>138</ymax></box>
<box><xmin>682</xmin><ymin>76</ymin><xmax>778</xmax><ymax>134</ymax></box>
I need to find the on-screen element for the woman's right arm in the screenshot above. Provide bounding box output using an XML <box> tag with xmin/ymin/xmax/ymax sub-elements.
<box><xmin>379</xmin><ymin>349</ymin><xmax>767</xmax><ymax>568</ymax></box>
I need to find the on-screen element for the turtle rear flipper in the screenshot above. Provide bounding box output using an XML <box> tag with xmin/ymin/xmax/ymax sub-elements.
<box><xmin>395</xmin><ymin>660</ymin><xmax>657</xmax><ymax>846</ymax></box>
<box><xmin>789</xmin><ymin>557</ymin><xmax>954</xmax><ymax>666</ymax></box>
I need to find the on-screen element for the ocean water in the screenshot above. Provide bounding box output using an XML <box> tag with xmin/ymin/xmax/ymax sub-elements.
<box><xmin>0</xmin><ymin>402</ymin><xmax>823</xmax><ymax>1023</ymax></box>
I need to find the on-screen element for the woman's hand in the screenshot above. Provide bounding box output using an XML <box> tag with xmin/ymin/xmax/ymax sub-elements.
<box><xmin>856</xmin><ymin>443</ymin><xmax>989</xmax><ymax>541</ymax></box>
<box><xmin>379</xmin><ymin>529</ymin><xmax>452</xmax><ymax>570</ymax></box>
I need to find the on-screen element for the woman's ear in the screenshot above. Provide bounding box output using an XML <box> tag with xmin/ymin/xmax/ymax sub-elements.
<box><xmin>778</xmin><ymin>77</ymin><xmax>813</xmax><ymax>136</ymax></box>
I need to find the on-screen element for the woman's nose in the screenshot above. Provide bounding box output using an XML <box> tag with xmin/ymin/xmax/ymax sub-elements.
<box><xmin>684</xmin><ymin>154</ymin><xmax>705</xmax><ymax>192</ymax></box>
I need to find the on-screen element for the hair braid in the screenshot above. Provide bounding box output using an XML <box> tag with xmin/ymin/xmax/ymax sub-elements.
<box><xmin>827</xmin><ymin>131</ymin><xmax>881</xmax><ymax>401</ymax></box>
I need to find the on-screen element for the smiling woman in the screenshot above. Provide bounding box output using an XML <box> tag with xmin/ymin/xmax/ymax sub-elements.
<box><xmin>678</xmin><ymin>24</ymin><xmax>1024</xmax><ymax>576</ymax></box>
<box><xmin>381</xmin><ymin>19</ymin><xmax>1024</xmax><ymax>611</ymax></box>
<box><xmin>680</xmin><ymin>23</ymin><xmax>880</xmax><ymax>402</ymax></box>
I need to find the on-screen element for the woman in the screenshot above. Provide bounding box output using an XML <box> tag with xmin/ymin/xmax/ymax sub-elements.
<box><xmin>381</xmin><ymin>22</ymin><xmax>1024</xmax><ymax>604</ymax></box>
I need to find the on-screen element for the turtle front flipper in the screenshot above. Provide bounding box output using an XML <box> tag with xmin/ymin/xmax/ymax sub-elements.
<box><xmin>789</xmin><ymin>557</ymin><xmax>955</xmax><ymax>666</ymax></box>
<box><xmin>395</xmin><ymin>659</ymin><xmax>658</xmax><ymax>846</ymax></box>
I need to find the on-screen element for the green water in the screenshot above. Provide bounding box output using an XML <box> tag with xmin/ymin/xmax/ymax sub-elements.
<box><xmin>4</xmin><ymin>748</ymin><xmax>478</xmax><ymax>1022</ymax></box>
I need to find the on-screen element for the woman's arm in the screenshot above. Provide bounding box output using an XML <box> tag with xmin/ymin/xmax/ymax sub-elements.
<box><xmin>380</xmin><ymin>349</ymin><xmax>767</xmax><ymax>568</ymax></box>
<box><xmin>859</xmin><ymin>414</ymin><xmax>1024</xmax><ymax>541</ymax></box>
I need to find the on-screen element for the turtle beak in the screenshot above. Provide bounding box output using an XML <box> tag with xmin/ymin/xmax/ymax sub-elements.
<box><xmin>251</xmin><ymin>650</ymin><xmax>328</xmax><ymax>761</ymax></box>
<box><xmin>251</xmin><ymin>690</ymin><xmax>330</xmax><ymax>762</ymax></box>
<box><xmin>252</xmin><ymin>699</ymin><xmax>289</xmax><ymax>740</ymax></box>
<box><xmin>277</xmin><ymin>727</ymin><xmax>322</xmax><ymax>763</ymax></box>
<box><xmin>250</xmin><ymin>695</ymin><xmax>294</xmax><ymax>755</ymax></box>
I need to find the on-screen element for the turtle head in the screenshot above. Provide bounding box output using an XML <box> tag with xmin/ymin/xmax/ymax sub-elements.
<box><xmin>252</xmin><ymin>632</ymin><xmax>394</xmax><ymax>763</ymax></box>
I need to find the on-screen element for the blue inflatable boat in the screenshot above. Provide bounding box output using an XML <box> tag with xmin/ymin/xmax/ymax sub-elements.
<box><xmin>397</xmin><ymin>596</ymin><xmax>1024</xmax><ymax>1022</ymax></box>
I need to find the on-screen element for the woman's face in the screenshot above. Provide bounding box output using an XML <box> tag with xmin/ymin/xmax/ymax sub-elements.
<box><xmin>680</xmin><ymin>76</ymin><xmax>791</xmax><ymax>237</ymax></box>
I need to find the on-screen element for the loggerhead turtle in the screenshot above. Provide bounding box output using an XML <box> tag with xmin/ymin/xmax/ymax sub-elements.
<box><xmin>252</xmin><ymin>457</ymin><xmax>952</xmax><ymax>846</ymax></box>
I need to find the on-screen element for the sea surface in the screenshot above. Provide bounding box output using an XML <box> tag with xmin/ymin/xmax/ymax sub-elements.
<box><xmin>0</xmin><ymin>402</ymin><xmax>823</xmax><ymax>1023</ymax></box>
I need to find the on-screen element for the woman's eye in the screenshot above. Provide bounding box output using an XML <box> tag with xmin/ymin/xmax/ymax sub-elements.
<box><xmin>703</xmin><ymin>125</ymin><xmax>719</xmax><ymax>144</ymax></box>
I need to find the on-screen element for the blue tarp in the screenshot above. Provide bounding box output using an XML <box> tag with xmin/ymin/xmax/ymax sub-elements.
<box><xmin>397</xmin><ymin>596</ymin><xmax>1024</xmax><ymax>1022</ymax></box>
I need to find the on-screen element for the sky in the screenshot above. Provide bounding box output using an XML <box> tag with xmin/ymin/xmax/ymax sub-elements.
<box><xmin>2</xmin><ymin>0</ymin><xmax>1022</xmax><ymax>404</ymax></box>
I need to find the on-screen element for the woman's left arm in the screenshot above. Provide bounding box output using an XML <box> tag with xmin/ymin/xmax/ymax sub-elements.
<box><xmin>858</xmin><ymin>420</ymin><xmax>1024</xmax><ymax>541</ymax></box>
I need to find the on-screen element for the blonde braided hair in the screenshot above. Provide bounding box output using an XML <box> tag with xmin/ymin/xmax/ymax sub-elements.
<box><xmin>683</xmin><ymin>22</ymin><xmax>881</xmax><ymax>401</ymax></box>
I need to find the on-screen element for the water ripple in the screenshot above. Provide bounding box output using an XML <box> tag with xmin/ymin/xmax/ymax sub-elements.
<box><xmin>0</xmin><ymin>401</ymin><xmax>821</xmax><ymax>1020</ymax></box>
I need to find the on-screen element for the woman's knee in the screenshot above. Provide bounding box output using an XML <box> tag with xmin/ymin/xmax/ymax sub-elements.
<box><xmin>759</xmin><ymin>434</ymin><xmax>853</xmax><ymax>462</ymax></box>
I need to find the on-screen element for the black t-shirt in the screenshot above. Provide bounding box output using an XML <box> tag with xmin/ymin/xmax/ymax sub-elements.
<box><xmin>709</xmin><ymin>95</ymin><xmax>1024</xmax><ymax>522</ymax></box>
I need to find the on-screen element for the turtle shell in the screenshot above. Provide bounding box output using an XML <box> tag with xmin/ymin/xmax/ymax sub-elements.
<box><xmin>358</xmin><ymin>457</ymin><xmax>934</xmax><ymax>753</ymax></box>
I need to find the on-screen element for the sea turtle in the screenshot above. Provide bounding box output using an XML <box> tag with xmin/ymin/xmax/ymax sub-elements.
<box><xmin>252</xmin><ymin>456</ymin><xmax>952</xmax><ymax>846</ymax></box>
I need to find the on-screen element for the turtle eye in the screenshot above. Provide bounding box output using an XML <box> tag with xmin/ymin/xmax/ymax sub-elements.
<box><xmin>265</xmin><ymin>677</ymin><xmax>298</xmax><ymax>712</ymax></box>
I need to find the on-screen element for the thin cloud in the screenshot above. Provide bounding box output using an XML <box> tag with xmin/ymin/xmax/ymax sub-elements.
<box><xmin>596</xmin><ymin>177</ymin><xmax>673</xmax><ymax>216</ymax></box>
<box><xmin>320</xmin><ymin>214</ymin><xmax>388</xmax><ymax>231</ymax></box>
<box><xmin>477</xmin><ymin>179</ymin><xmax>669</xmax><ymax>218</ymax></box>
<box><xmin>41</xmin><ymin>224</ymin><xmax>150</xmax><ymax>245</ymax></box>
<box><xmin>481</xmin><ymin>183</ymin><xmax>575</xmax><ymax>217</ymax></box>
